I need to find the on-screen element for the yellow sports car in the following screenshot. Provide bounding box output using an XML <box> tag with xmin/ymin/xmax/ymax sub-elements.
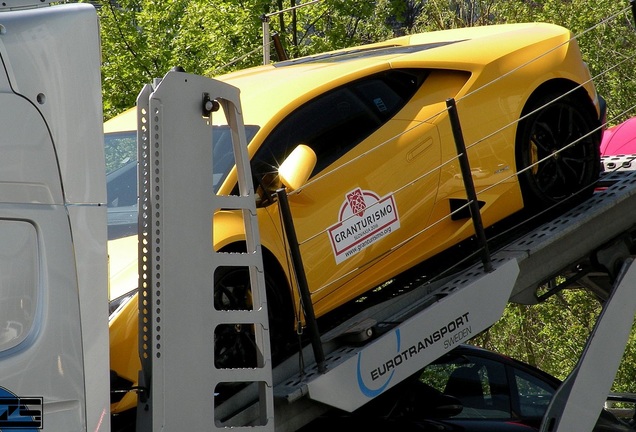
<box><xmin>108</xmin><ymin>22</ymin><xmax>604</xmax><ymax>417</ymax></box>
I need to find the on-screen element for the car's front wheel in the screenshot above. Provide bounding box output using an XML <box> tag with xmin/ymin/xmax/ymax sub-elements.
<box><xmin>516</xmin><ymin>91</ymin><xmax>601</xmax><ymax>209</ymax></box>
<box><xmin>213</xmin><ymin>264</ymin><xmax>294</xmax><ymax>370</ymax></box>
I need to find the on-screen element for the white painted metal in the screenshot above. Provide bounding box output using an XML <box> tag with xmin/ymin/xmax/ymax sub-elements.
<box><xmin>0</xmin><ymin>3</ymin><xmax>108</xmax><ymax>431</ymax></box>
<box><xmin>306</xmin><ymin>259</ymin><xmax>519</xmax><ymax>412</ymax></box>
<box><xmin>136</xmin><ymin>71</ymin><xmax>273</xmax><ymax>431</ymax></box>
<box><xmin>541</xmin><ymin>258</ymin><xmax>636</xmax><ymax>432</ymax></box>
<box><xmin>0</xmin><ymin>0</ymin><xmax>53</xmax><ymax>10</ymax></box>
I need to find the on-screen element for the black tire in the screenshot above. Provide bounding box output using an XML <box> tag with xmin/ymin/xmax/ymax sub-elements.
<box><xmin>213</xmin><ymin>265</ymin><xmax>294</xmax><ymax>370</ymax></box>
<box><xmin>516</xmin><ymin>92</ymin><xmax>601</xmax><ymax>209</ymax></box>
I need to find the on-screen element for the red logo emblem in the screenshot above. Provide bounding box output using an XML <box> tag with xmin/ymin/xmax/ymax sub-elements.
<box><xmin>347</xmin><ymin>188</ymin><xmax>366</xmax><ymax>217</ymax></box>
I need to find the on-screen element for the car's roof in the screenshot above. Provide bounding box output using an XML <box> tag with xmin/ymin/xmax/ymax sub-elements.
<box><xmin>104</xmin><ymin>107</ymin><xmax>136</xmax><ymax>134</ymax></box>
<box><xmin>103</xmin><ymin>22</ymin><xmax>571</xmax><ymax>133</ymax></box>
<box><xmin>215</xmin><ymin>22</ymin><xmax>571</xmax><ymax>126</ymax></box>
<box><xmin>439</xmin><ymin>344</ymin><xmax>562</xmax><ymax>386</ymax></box>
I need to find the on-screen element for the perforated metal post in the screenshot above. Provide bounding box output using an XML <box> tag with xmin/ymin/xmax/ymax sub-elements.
<box><xmin>136</xmin><ymin>71</ymin><xmax>273</xmax><ymax>432</ymax></box>
<box><xmin>136</xmin><ymin>83</ymin><xmax>153</xmax><ymax>432</ymax></box>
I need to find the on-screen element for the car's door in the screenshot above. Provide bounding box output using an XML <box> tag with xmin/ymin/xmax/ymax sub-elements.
<box><xmin>507</xmin><ymin>366</ymin><xmax>555</xmax><ymax>429</ymax></box>
<box><xmin>251</xmin><ymin>69</ymin><xmax>442</xmax><ymax>310</ymax></box>
<box><xmin>422</xmin><ymin>353</ymin><xmax>512</xmax><ymax>418</ymax></box>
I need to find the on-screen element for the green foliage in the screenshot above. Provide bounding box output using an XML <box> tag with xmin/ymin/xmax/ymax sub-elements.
<box><xmin>99</xmin><ymin>0</ymin><xmax>270</xmax><ymax>119</ymax></box>
<box><xmin>472</xmin><ymin>284</ymin><xmax>636</xmax><ymax>393</ymax></box>
<box><xmin>473</xmin><ymin>289</ymin><xmax>603</xmax><ymax>381</ymax></box>
<box><xmin>174</xmin><ymin>1</ymin><xmax>266</xmax><ymax>76</ymax></box>
<box><xmin>272</xmin><ymin>0</ymin><xmax>393</xmax><ymax>55</ymax></box>
<box><xmin>414</xmin><ymin>0</ymin><xmax>503</xmax><ymax>30</ymax></box>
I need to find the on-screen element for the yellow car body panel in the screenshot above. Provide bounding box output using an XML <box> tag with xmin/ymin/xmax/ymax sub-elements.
<box><xmin>107</xmin><ymin>22</ymin><xmax>603</xmax><ymax>414</ymax></box>
<box><xmin>108</xmin><ymin>289</ymin><xmax>140</xmax><ymax>412</ymax></box>
<box><xmin>107</xmin><ymin>234</ymin><xmax>138</xmax><ymax>300</ymax></box>
<box><xmin>104</xmin><ymin>107</ymin><xmax>136</xmax><ymax>134</ymax></box>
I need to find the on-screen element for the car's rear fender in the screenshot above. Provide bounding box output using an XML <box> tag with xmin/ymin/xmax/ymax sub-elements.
<box><xmin>521</xmin><ymin>78</ymin><xmax>603</xmax><ymax>135</ymax></box>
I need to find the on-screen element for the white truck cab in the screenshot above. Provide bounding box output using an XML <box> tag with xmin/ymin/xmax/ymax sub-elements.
<box><xmin>0</xmin><ymin>2</ymin><xmax>109</xmax><ymax>430</ymax></box>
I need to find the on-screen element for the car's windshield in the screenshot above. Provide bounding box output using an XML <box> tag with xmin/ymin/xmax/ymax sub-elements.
<box><xmin>104</xmin><ymin>131</ymin><xmax>138</xmax><ymax>240</ymax></box>
<box><xmin>104</xmin><ymin>125</ymin><xmax>259</xmax><ymax>240</ymax></box>
<box><xmin>105</xmin><ymin>131</ymin><xmax>137</xmax><ymax>176</ymax></box>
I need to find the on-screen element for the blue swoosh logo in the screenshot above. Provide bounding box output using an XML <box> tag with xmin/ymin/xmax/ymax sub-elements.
<box><xmin>357</xmin><ymin>328</ymin><xmax>400</xmax><ymax>397</ymax></box>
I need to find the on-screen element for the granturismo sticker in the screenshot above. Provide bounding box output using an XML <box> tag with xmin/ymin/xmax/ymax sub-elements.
<box><xmin>328</xmin><ymin>188</ymin><xmax>400</xmax><ymax>264</ymax></box>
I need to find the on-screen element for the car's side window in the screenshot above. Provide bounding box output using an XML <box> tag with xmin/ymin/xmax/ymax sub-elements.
<box><xmin>104</xmin><ymin>131</ymin><xmax>139</xmax><ymax>240</ymax></box>
<box><xmin>513</xmin><ymin>368</ymin><xmax>554</xmax><ymax>418</ymax></box>
<box><xmin>251</xmin><ymin>69</ymin><xmax>427</xmax><ymax>186</ymax></box>
<box><xmin>419</xmin><ymin>354</ymin><xmax>511</xmax><ymax>419</ymax></box>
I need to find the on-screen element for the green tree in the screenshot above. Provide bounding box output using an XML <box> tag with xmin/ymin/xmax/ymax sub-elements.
<box><xmin>473</xmin><ymin>289</ymin><xmax>603</xmax><ymax>381</ymax></box>
<box><xmin>99</xmin><ymin>0</ymin><xmax>270</xmax><ymax>119</ymax></box>
<box><xmin>98</xmin><ymin>0</ymin><xmax>400</xmax><ymax>119</ymax></box>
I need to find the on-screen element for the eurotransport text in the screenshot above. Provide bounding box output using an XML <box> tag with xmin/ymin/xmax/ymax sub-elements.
<box><xmin>369</xmin><ymin>312</ymin><xmax>471</xmax><ymax>381</ymax></box>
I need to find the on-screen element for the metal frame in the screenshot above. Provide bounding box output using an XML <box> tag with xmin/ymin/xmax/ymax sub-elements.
<box><xmin>136</xmin><ymin>70</ymin><xmax>274</xmax><ymax>432</ymax></box>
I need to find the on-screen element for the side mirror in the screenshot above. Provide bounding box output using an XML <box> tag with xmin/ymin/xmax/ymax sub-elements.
<box><xmin>278</xmin><ymin>144</ymin><xmax>317</xmax><ymax>192</ymax></box>
<box><xmin>430</xmin><ymin>394</ymin><xmax>464</xmax><ymax>418</ymax></box>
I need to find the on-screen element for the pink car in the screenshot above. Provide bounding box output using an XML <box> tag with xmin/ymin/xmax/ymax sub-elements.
<box><xmin>601</xmin><ymin>117</ymin><xmax>636</xmax><ymax>171</ymax></box>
